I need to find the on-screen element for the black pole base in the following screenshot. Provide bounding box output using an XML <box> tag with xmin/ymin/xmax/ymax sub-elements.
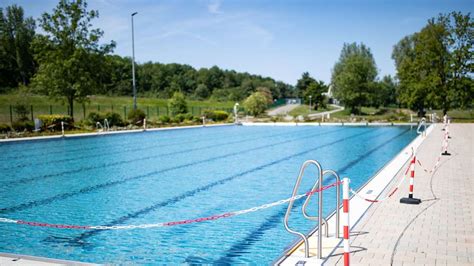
<box><xmin>442</xmin><ymin>128</ymin><xmax>445</xmax><ymax>131</ymax></box>
<box><xmin>448</xmin><ymin>136</ymin><xmax>451</xmax><ymax>139</ymax></box>
<box><xmin>400</xmin><ymin>197</ymin><xmax>421</xmax><ymax>204</ymax></box>
<box><xmin>441</xmin><ymin>151</ymin><xmax>451</xmax><ymax>156</ymax></box>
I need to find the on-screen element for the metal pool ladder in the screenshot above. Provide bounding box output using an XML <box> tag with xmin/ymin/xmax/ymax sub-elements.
<box><xmin>284</xmin><ymin>160</ymin><xmax>341</xmax><ymax>259</ymax></box>
<box><xmin>417</xmin><ymin>117</ymin><xmax>426</xmax><ymax>136</ymax></box>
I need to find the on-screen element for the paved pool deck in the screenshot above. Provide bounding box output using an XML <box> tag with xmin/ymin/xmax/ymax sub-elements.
<box><xmin>325</xmin><ymin>123</ymin><xmax>474</xmax><ymax>266</ymax></box>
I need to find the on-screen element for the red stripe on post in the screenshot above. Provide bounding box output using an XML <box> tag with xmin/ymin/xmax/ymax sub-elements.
<box><xmin>409</xmin><ymin>185</ymin><xmax>413</xmax><ymax>192</ymax></box>
<box><xmin>344</xmin><ymin>253</ymin><xmax>350</xmax><ymax>266</ymax></box>
<box><xmin>343</xmin><ymin>199</ymin><xmax>349</xmax><ymax>212</ymax></box>
<box><xmin>343</xmin><ymin>226</ymin><xmax>349</xmax><ymax>239</ymax></box>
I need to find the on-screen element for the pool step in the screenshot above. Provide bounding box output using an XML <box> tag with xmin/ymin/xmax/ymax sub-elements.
<box><xmin>280</xmin><ymin>236</ymin><xmax>342</xmax><ymax>266</ymax></box>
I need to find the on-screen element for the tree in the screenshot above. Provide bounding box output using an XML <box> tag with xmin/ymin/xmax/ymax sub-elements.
<box><xmin>331</xmin><ymin>43</ymin><xmax>378</xmax><ymax>113</ymax></box>
<box><xmin>393</xmin><ymin>12</ymin><xmax>473</xmax><ymax>113</ymax></box>
<box><xmin>0</xmin><ymin>5</ymin><xmax>36</xmax><ymax>89</ymax></box>
<box><xmin>168</xmin><ymin>91</ymin><xmax>187</xmax><ymax>116</ymax></box>
<box><xmin>31</xmin><ymin>0</ymin><xmax>115</xmax><ymax>118</ymax></box>
<box><xmin>304</xmin><ymin>80</ymin><xmax>328</xmax><ymax>110</ymax></box>
<box><xmin>243</xmin><ymin>91</ymin><xmax>268</xmax><ymax>116</ymax></box>
<box><xmin>256</xmin><ymin>86</ymin><xmax>273</xmax><ymax>104</ymax></box>
<box><xmin>295</xmin><ymin>72</ymin><xmax>316</xmax><ymax>98</ymax></box>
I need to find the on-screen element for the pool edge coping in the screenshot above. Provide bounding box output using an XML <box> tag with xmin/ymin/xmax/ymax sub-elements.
<box><xmin>273</xmin><ymin>124</ymin><xmax>434</xmax><ymax>265</ymax></box>
<box><xmin>0</xmin><ymin>252</ymin><xmax>96</xmax><ymax>265</ymax></box>
<box><xmin>0</xmin><ymin>123</ymin><xmax>232</xmax><ymax>143</ymax></box>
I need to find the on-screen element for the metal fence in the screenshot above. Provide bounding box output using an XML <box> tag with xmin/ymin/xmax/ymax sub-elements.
<box><xmin>1</xmin><ymin>104</ymin><xmax>234</xmax><ymax>125</ymax></box>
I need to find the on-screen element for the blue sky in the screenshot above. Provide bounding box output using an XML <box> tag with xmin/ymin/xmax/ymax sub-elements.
<box><xmin>2</xmin><ymin>0</ymin><xmax>473</xmax><ymax>85</ymax></box>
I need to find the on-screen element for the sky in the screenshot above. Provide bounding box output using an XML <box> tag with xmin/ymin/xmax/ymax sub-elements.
<box><xmin>2</xmin><ymin>0</ymin><xmax>473</xmax><ymax>85</ymax></box>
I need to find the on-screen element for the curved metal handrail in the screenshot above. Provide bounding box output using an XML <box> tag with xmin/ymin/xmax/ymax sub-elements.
<box><xmin>417</xmin><ymin>117</ymin><xmax>426</xmax><ymax>135</ymax></box>
<box><xmin>283</xmin><ymin>160</ymin><xmax>323</xmax><ymax>259</ymax></box>
<box><xmin>302</xmin><ymin>169</ymin><xmax>341</xmax><ymax>238</ymax></box>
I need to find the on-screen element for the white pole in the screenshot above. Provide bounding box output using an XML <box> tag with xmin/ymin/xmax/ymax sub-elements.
<box><xmin>131</xmin><ymin>12</ymin><xmax>138</xmax><ymax>110</ymax></box>
<box><xmin>61</xmin><ymin>121</ymin><xmax>64</xmax><ymax>137</ymax></box>
<box><xmin>343</xmin><ymin>177</ymin><xmax>350</xmax><ymax>266</ymax></box>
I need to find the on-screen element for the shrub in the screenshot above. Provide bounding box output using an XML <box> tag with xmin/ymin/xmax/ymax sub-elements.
<box><xmin>37</xmin><ymin>114</ymin><xmax>74</xmax><ymax>131</ymax></box>
<box><xmin>0</xmin><ymin>123</ymin><xmax>11</xmax><ymax>133</ymax></box>
<box><xmin>104</xmin><ymin>112</ymin><xmax>124</xmax><ymax>127</ymax></box>
<box><xmin>168</xmin><ymin>91</ymin><xmax>188</xmax><ymax>116</ymax></box>
<box><xmin>128</xmin><ymin>109</ymin><xmax>146</xmax><ymax>125</ymax></box>
<box><xmin>183</xmin><ymin>113</ymin><xmax>194</xmax><ymax>121</ymax></box>
<box><xmin>86</xmin><ymin>112</ymin><xmax>105</xmax><ymax>126</ymax></box>
<box><xmin>243</xmin><ymin>92</ymin><xmax>268</xmax><ymax>116</ymax></box>
<box><xmin>13</xmin><ymin>103</ymin><xmax>30</xmax><ymax>121</ymax></box>
<box><xmin>158</xmin><ymin>115</ymin><xmax>171</xmax><ymax>123</ymax></box>
<box><xmin>203</xmin><ymin>110</ymin><xmax>229</xmax><ymax>121</ymax></box>
<box><xmin>12</xmin><ymin>120</ymin><xmax>34</xmax><ymax>132</ymax></box>
<box><xmin>174</xmin><ymin>113</ymin><xmax>186</xmax><ymax>123</ymax></box>
<box><xmin>213</xmin><ymin>111</ymin><xmax>229</xmax><ymax>121</ymax></box>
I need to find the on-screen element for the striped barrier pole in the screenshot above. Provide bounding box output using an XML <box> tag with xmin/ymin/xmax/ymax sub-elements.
<box><xmin>441</xmin><ymin>130</ymin><xmax>451</xmax><ymax>156</ymax></box>
<box><xmin>400</xmin><ymin>154</ymin><xmax>421</xmax><ymax>204</ymax></box>
<box><xmin>343</xmin><ymin>177</ymin><xmax>350</xmax><ymax>266</ymax></box>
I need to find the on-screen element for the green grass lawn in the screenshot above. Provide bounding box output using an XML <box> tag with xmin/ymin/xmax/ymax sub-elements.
<box><xmin>288</xmin><ymin>105</ymin><xmax>336</xmax><ymax>117</ymax></box>
<box><xmin>0</xmin><ymin>94</ymin><xmax>235</xmax><ymax>124</ymax></box>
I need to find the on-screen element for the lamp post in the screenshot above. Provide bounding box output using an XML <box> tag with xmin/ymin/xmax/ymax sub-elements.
<box><xmin>131</xmin><ymin>12</ymin><xmax>138</xmax><ymax>110</ymax></box>
<box><xmin>234</xmin><ymin>103</ymin><xmax>240</xmax><ymax>124</ymax></box>
<box><xmin>309</xmin><ymin>95</ymin><xmax>312</xmax><ymax>112</ymax></box>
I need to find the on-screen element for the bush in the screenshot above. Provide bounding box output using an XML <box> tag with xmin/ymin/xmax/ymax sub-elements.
<box><xmin>128</xmin><ymin>109</ymin><xmax>146</xmax><ymax>125</ymax></box>
<box><xmin>13</xmin><ymin>103</ymin><xmax>30</xmax><ymax>121</ymax></box>
<box><xmin>37</xmin><ymin>114</ymin><xmax>74</xmax><ymax>131</ymax></box>
<box><xmin>0</xmin><ymin>123</ymin><xmax>11</xmax><ymax>133</ymax></box>
<box><xmin>104</xmin><ymin>112</ymin><xmax>124</xmax><ymax>127</ymax></box>
<box><xmin>203</xmin><ymin>110</ymin><xmax>229</xmax><ymax>121</ymax></box>
<box><xmin>158</xmin><ymin>115</ymin><xmax>171</xmax><ymax>123</ymax></box>
<box><xmin>243</xmin><ymin>92</ymin><xmax>268</xmax><ymax>116</ymax></box>
<box><xmin>12</xmin><ymin>120</ymin><xmax>34</xmax><ymax>132</ymax></box>
<box><xmin>168</xmin><ymin>91</ymin><xmax>188</xmax><ymax>116</ymax></box>
<box><xmin>86</xmin><ymin>112</ymin><xmax>105</xmax><ymax>126</ymax></box>
<box><xmin>174</xmin><ymin>113</ymin><xmax>186</xmax><ymax>123</ymax></box>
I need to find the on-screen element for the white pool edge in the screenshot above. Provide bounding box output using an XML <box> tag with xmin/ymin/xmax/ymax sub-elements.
<box><xmin>0</xmin><ymin>123</ymin><xmax>232</xmax><ymax>143</ymax></box>
<box><xmin>0</xmin><ymin>252</ymin><xmax>96</xmax><ymax>265</ymax></box>
<box><xmin>275</xmin><ymin>124</ymin><xmax>434</xmax><ymax>265</ymax></box>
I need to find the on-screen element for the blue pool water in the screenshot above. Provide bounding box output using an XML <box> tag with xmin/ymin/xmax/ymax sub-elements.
<box><xmin>0</xmin><ymin>125</ymin><xmax>417</xmax><ymax>264</ymax></box>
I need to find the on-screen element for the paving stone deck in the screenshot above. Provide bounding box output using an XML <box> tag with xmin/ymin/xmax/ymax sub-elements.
<box><xmin>325</xmin><ymin>124</ymin><xmax>474</xmax><ymax>266</ymax></box>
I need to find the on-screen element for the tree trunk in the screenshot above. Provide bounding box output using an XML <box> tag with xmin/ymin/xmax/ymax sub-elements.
<box><xmin>68</xmin><ymin>96</ymin><xmax>74</xmax><ymax>119</ymax></box>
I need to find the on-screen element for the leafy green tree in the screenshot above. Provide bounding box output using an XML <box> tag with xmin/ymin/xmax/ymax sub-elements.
<box><xmin>0</xmin><ymin>5</ymin><xmax>36</xmax><ymax>89</ymax></box>
<box><xmin>256</xmin><ymin>86</ymin><xmax>273</xmax><ymax>104</ymax></box>
<box><xmin>295</xmin><ymin>72</ymin><xmax>316</xmax><ymax>98</ymax></box>
<box><xmin>243</xmin><ymin>91</ymin><xmax>268</xmax><ymax>116</ymax></box>
<box><xmin>304</xmin><ymin>80</ymin><xmax>328</xmax><ymax>110</ymax></box>
<box><xmin>393</xmin><ymin>12</ymin><xmax>473</xmax><ymax>113</ymax></box>
<box><xmin>168</xmin><ymin>91</ymin><xmax>187</xmax><ymax>116</ymax></box>
<box><xmin>31</xmin><ymin>0</ymin><xmax>115</xmax><ymax>118</ymax></box>
<box><xmin>331</xmin><ymin>42</ymin><xmax>378</xmax><ymax>113</ymax></box>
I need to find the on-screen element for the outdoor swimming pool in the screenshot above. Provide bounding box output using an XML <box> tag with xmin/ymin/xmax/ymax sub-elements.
<box><xmin>0</xmin><ymin>125</ymin><xmax>418</xmax><ymax>264</ymax></box>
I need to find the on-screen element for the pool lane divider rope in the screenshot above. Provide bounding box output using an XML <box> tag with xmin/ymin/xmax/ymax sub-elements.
<box><xmin>0</xmin><ymin>181</ymin><xmax>342</xmax><ymax>230</ymax></box>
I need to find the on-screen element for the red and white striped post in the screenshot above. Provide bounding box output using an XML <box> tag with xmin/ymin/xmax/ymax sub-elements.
<box><xmin>342</xmin><ymin>177</ymin><xmax>350</xmax><ymax>266</ymax></box>
<box><xmin>400</xmin><ymin>154</ymin><xmax>421</xmax><ymax>204</ymax></box>
<box><xmin>441</xmin><ymin>130</ymin><xmax>451</xmax><ymax>156</ymax></box>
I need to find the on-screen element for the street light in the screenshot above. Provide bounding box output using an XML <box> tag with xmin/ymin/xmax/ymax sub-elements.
<box><xmin>309</xmin><ymin>95</ymin><xmax>312</xmax><ymax>112</ymax></box>
<box><xmin>131</xmin><ymin>12</ymin><xmax>138</xmax><ymax>110</ymax></box>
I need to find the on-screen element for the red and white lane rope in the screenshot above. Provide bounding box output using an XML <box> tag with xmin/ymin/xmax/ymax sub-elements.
<box><xmin>0</xmin><ymin>181</ymin><xmax>342</xmax><ymax>230</ymax></box>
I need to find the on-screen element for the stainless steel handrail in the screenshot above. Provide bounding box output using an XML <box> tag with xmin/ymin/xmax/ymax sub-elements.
<box><xmin>302</xmin><ymin>169</ymin><xmax>341</xmax><ymax>238</ymax></box>
<box><xmin>283</xmin><ymin>160</ymin><xmax>323</xmax><ymax>259</ymax></box>
<box><xmin>417</xmin><ymin>117</ymin><xmax>426</xmax><ymax>135</ymax></box>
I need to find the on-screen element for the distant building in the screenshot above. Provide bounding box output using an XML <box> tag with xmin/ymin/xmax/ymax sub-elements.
<box><xmin>323</xmin><ymin>85</ymin><xmax>339</xmax><ymax>105</ymax></box>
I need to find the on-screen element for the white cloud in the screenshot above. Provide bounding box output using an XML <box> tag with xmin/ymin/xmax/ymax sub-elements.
<box><xmin>208</xmin><ymin>0</ymin><xmax>222</xmax><ymax>14</ymax></box>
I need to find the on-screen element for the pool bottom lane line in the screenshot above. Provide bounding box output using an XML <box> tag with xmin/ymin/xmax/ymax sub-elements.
<box><xmin>0</xmin><ymin>128</ymin><xmax>352</xmax><ymax>214</ymax></box>
<box><xmin>43</xmin><ymin>128</ymin><xmax>383</xmax><ymax>246</ymax></box>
